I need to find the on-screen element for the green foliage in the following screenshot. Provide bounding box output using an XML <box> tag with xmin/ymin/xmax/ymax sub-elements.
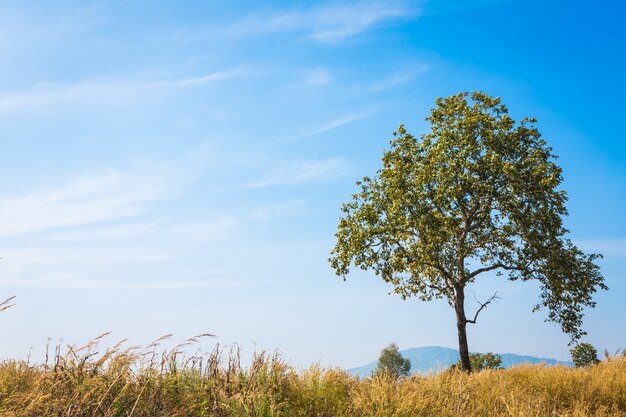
<box><xmin>450</xmin><ymin>352</ymin><xmax>502</xmax><ymax>372</ymax></box>
<box><xmin>329</xmin><ymin>91</ymin><xmax>606</xmax><ymax>370</ymax></box>
<box><xmin>376</xmin><ymin>343</ymin><xmax>411</xmax><ymax>378</ymax></box>
<box><xmin>571</xmin><ymin>343</ymin><xmax>600</xmax><ymax>368</ymax></box>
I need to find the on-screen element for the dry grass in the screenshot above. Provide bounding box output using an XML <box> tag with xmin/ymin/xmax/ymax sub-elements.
<box><xmin>0</xmin><ymin>336</ymin><xmax>623</xmax><ymax>416</ymax></box>
<box><xmin>0</xmin><ymin>296</ymin><xmax>16</xmax><ymax>313</ymax></box>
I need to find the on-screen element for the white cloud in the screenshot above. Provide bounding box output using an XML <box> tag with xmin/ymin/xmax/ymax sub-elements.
<box><xmin>0</xmin><ymin>245</ymin><xmax>184</xmax><ymax>292</ymax></box>
<box><xmin>0</xmin><ymin>247</ymin><xmax>179</xmax><ymax>270</ymax></box>
<box><xmin>248</xmin><ymin>200</ymin><xmax>306</xmax><ymax>222</ymax></box>
<box><xmin>278</xmin><ymin>112</ymin><xmax>373</xmax><ymax>143</ymax></box>
<box><xmin>0</xmin><ymin>168</ymin><xmax>184</xmax><ymax>235</ymax></box>
<box><xmin>367</xmin><ymin>65</ymin><xmax>429</xmax><ymax>93</ymax></box>
<box><xmin>0</xmin><ymin>271</ymin><xmax>253</xmax><ymax>290</ymax></box>
<box><xmin>42</xmin><ymin>220</ymin><xmax>166</xmax><ymax>242</ymax></box>
<box><xmin>243</xmin><ymin>158</ymin><xmax>350</xmax><ymax>188</ymax></box>
<box><xmin>0</xmin><ymin>68</ymin><xmax>252</xmax><ymax>113</ymax></box>
<box><xmin>308</xmin><ymin>2</ymin><xmax>416</xmax><ymax>44</ymax></box>
<box><xmin>0</xmin><ymin>198</ymin><xmax>314</xmax><ymax>291</ymax></box>
<box><xmin>224</xmin><ymin>1</ymin><xmax>417</xmax><ymax>44</ymax></box>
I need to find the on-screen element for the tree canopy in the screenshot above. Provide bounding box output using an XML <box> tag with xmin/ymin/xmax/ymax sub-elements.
<box><xmin>571</xmin><ymin>343</ymin><xmax>600</xmax><ymax>368</ymax></box>
<box><xmin>377</xmin><ymin>343</ymin><xmax>411</xmax><ymax>378</ymax></box>
<box><xmin>450</xmin><ymin>352</ymin><xmax>502</xmax><ymax>372</ymax></box>
<box><xmin>329</xmin><ymin>91</ymin><xmax>606</xmax><ymax>372</ymax></box>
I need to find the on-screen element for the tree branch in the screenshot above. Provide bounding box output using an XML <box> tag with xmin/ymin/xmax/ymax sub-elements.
<box><xmin>466</xmin><ymin>291</ymin><xmax>499</xmax><ymax>324</ymax></box>
<box><xmin>466</xmin><ymin>263</ymin><xmax>506</xmax><ymax>280</ymax></box>
<box><xmin>464</xmin><ymin>262</ymin><xmax>523</xmax><ymax>283</ymax></box>
<box><xmin>423</xmin><ymin>280</ymin><xmax>450</xmax><ymax>297</ymax></box>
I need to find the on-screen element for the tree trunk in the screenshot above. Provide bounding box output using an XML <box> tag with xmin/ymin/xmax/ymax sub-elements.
<box><xmin>454</xmin><ymin>286</ymin><xmax>472</xmax><ymax>372</ymax></box>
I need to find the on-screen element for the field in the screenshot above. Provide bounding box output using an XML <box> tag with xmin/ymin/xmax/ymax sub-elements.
<box><xmin>0</xmin><ymin>335</ymin><xmax>624</xmax><ymax>416</ymax></box>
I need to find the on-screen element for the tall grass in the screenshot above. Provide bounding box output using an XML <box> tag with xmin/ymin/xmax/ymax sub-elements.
<box><xmin>0</xmin><ymin>296</ymin><xmax>15</xmax><ymax>313</ymax></box>
<box><xmin>0</xmin><ymin>335</ymin><xmax>623</xmax><ymax>416</ymax></box>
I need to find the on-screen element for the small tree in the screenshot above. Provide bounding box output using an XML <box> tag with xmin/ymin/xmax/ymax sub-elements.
<box><xmin>571</xmin><ymin>343</ymin><xmax>600</xmax><ymax>367</ymax></box>
<box><xmin>377</xmin><ymin>343</ymin><xmax>411</xmax><ymax>378</ymax></box>
<box><xmin>449</xmin><ymin>352</ymin><xmax>502</xmax><ymax>372</ymax></box>
<box><xmin>470</xmin><ymin>352</ymin><xmax>502</xmax><ymax>371</ymax></box>
<box><xmin>330</xmin><ymin>92</ymin><xmax>606</xmax><ymax>372</ymax></box>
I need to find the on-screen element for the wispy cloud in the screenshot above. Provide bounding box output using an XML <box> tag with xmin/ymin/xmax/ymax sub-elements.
<box><xmin>43</xmin><ymin>220</ymin><xmax>166</xmax><ymax>242</ymax></box>
<box><xmin>225</xmin><ymin>1</ymin><xmax>417</xmax><ymax>44</ymax></box>
<box><xmin>278</xmin><ymin>112</ymin><xmax>373</xmax><ymax>143</ymax></box>
<box><xmin>0</xmin><ymin>168</ymin><xmax>185</xmax><ymax>236</ymax></box>
<box><xmin>0</xmin><ymin>68</ymin><xmax>252</xmax><ymax>113</ymax></box>
<box><xmin>243</xmin><ymin>158</ymin><xmax>350</xmax><ymax>188</ymax></box>
<box><xmin>0</xmin><ymin>271</ymin><xmax>254</xmax><ymax>290</ymax></box>
<box><xmin>366</xmin><ymin>65</ymin><xmax>429</xmax><ymax>93</ymax></box>
<box><xmin>248</xmin><ymin>200</ymin><xmax>306</xmax><ymax>221</ymax></box>
<box><xmin>166</xmin><ymin>199</ymin><xmax>309</xmax><ymax>245</ymax></box>
<box><xmin>308</xmin><ymin>2</ymin><xmax>416</xmax><ymax>44</ymax></box>
<box><xmin>0</xmin><ymin>246</ymin><xmax>183</xmax><ymax>284</ymax></box>
<box><xmin>0</xmin><ymin>197</ymin><xmax>313</xmax><ymax>291</ymax></box>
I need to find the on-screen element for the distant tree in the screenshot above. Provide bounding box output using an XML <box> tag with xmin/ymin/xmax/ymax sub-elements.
<box><xmin>475</xmin><ymin>352</ymin><xmax>502</xmax><ymax>370</ymax></box>
<box><xmin>330</xmin><ymin>92</ymin><xmax>607</xmax><ymax>372</ymax></box>
<box><xmin>450</xmin><ymin>352</ymin><xmax>502</xmax><ymax>372</ymax></box>
<box><xmin>571</xmin><ymin>343</ymin><xmax>600</xmax><ymax>367</ymax></box>
<box><xmin>448</xmin><ymin>352</ymin><xmax>502</xmax><ymax>372</ymax></box>
<box><xmin>377</xmin><ymin>343</ymin><xmax>411</xmax><ymax>378</ymax></box>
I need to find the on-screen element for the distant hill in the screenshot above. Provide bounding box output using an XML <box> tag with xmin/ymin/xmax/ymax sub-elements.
<box><xmin>348</xmin><ymin>346</ymin><xmax>573</xmax><ymax>377</ymax></box>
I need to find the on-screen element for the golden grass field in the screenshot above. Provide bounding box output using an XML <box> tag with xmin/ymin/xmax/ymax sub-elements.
<box><xmin>0</xmin><ymin>334</ymin><xmax>624</xmax><ymax>416</ymax></box>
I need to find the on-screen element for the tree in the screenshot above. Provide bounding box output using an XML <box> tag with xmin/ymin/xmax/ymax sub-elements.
<box><xmin>473</xmin><ymin>352</ymin><xmax>502</xmax><ymax>370</ymax></box>
<box><xmin>329</xmin><ymin>92</ymin><xmax>606</xmax><ymax>372</ymax></box>
<box><xmin>571</xmin><ymin>343</ymin><xmax>600</xmax><ymax>367</ymax></box>
<box><xmin>450</xmin><ymin>352</ymin><xmax>502</xmax><ymax>372</ymax></box>
<box><xmin>377</xmin><ymin>343</ymin><xmax>411</xmax><ymax>378</ymax></box>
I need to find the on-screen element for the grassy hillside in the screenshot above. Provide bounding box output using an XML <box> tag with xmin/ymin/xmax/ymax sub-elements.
<box><xmin>0</xmin><ymin>336</ymin><xmax>624</xmax><ymax>416</ymax></box>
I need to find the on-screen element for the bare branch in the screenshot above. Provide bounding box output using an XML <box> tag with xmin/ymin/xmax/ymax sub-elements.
<box><xmin>466</xmin><ymin>291</ymin><xmax>500</xmax><ymax>324</ymax></box>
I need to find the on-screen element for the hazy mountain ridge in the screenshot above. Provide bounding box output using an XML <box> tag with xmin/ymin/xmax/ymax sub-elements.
<box><xmin>349</xmin><ymin>346</ymin><xmax>573</xmax><ymax>377</ymax></box>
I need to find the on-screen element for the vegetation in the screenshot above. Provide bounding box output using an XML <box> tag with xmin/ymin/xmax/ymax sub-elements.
<box><xmin>571</xmin><ymin>343</ymin><xmax>600</xmax><ymax>368</ymax></box>
<box><xmin>0</xmin><ymin>336</ymin><xmax>624</xmax><ymax>416</ymax></box>
<box><xmin>450</xmin><ymin>352</ymin><xmax>502</xmax><ymax>372</ymax></box>
<box><xmin>329</xmin><ymin>91</ymin><xmax>606</xmax><ymax>371</ymax></box>
<box><xmin>376</xmin><ymin>343</ymin><xmax>411</xmax><ymax>378</ymax></box>
<box><xmin>0</xmin><ymin>296</ymin><xmax>16</xmax><ymax>313</ymax></box>
<box><xmin>0</xmin><ymin>94</ymin><xmax>616</xmax><ymax>415</ymax></box>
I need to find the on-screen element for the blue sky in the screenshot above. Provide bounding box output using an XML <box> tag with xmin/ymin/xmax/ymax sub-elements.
<box><xmin>0</xmin><ymin>0</ymin><xmax>624</xmax><ymax>367</ymax></box>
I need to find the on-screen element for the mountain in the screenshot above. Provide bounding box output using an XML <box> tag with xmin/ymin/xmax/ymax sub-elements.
<box><xmin>348</xmin><ymin>346</ymin><xmax>573</xmax><ymax>377</ymax></box>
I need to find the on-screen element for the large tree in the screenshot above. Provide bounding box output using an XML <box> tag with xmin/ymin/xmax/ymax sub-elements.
<box><xmin>329</xmin><ymin>92</ymin><xmax>606</xmax><ymax>372</ymax></box>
